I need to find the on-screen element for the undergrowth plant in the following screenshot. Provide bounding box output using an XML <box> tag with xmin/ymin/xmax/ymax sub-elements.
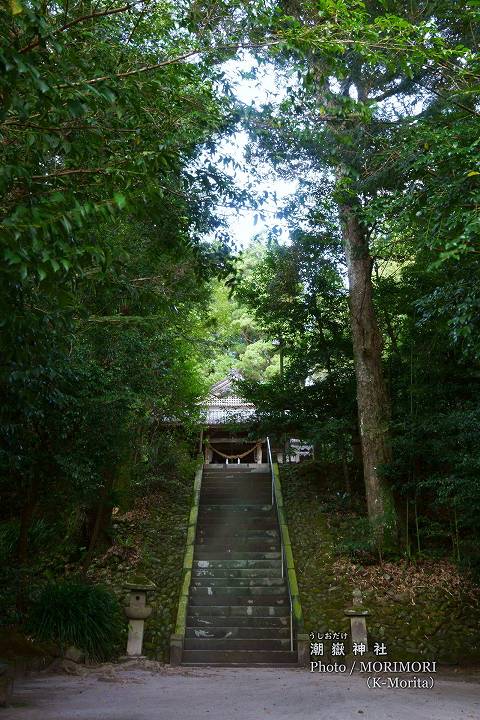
<box><xmin>28</xmin><ymin>580</ymin><xmax>124</xmax><ymax>661</ymax></box>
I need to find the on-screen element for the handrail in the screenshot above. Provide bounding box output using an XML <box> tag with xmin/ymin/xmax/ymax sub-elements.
<box><xmin>267</xmin><ymin>437</ymin><xmax>294</xmax><ymax>653</ymax></box>
<box><xmin>267</xmin><ymin>436</ymin><xmax>274</xmax><ymax>506</ymax></box>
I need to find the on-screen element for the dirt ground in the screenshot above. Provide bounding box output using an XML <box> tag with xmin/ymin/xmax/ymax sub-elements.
<box><xmin>3</xmin><ymin>661</ymin><xmax>480</xmax><ymax>720</ymax></box>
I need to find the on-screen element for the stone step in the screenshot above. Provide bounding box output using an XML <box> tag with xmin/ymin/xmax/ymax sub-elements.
<box><xmin>198</xmin><ymin>535</ymin><xmax>277</xmax><ymax>550</ymax></box>
<box><xmin>200</xmin><ymin>506</ymin><xmax>274</xmax><ymax>511</ymax></box>
<box><xmin>179</xmin><ymin>462</ymin><xmax>297</xmax><ymax>666</ymax></box>
<box><xmin>197</xmin><ymin>519</ymin><xmax>276</xmax><ymax>528</ymax></box>
<box><xmin>201</xmin><ymin>493</ymin><xmax>272</xmax><ymax>498</ymax></box>
<box><xmin>197</xmin><ymin>525</ymin><xmax>277</xmax><ymax>533</ymax></box>
<box><xmin>197</xmin><ymin>514</ymin><xmax>276</xmax><ymax>524</ymax></box>
<box><xmin>202</xmin><ymin>477</ymin><xmax>270</xmax><ymax>482</ymax></box>
<box><xmin>194</xmin><ymin>551</ymin><xmax>281</xmax><ymax>561</ymax></box>
<box><xmin>201</xmin><ymin>486</ymin><xmax>271</xmax><ymax>491</ymax></box>
<box><xmin>195</xmin><ymin>536</ymin><xmax>277</xmax><ymax>546</ymax></box>
<box><xmin>200</xmin><ymin>490</ymin><xmax>272</xmax><ymax>498</ymax></box>
<box><xmin>187</xmin><ymin>605</ymin><xmax>289</xmax><ymax>617</ymax></box>
<box><xmin>202</xmin><ymin>479</ymin><xmax>271</xmax><ymax>485</ymax></box>
<box><xmin>185</xmin><ymin>627</ymin><xmax>290</xmax><ymax>639</ymax></box>
<box><xmin>202</xmin><ymin>475</ymin><xmax>271</xmax><ymax>481</ymax></box>
<box><xmin>183</xmin><ymin>638</ymin><xmax>291</xmax><ymax>651</ymax></box>
<box><xmin>198</xmin><ymin>516</ymin><xmax>274</xmax><ymax>525</ymax></box>
<box><xmin>188</xmin><ymin>595</ymin><xmax>288</xmax><ymax>606</ymax></box>
<box><xmin>201</xmin><ymin>481</ymin><xmax>271</xmax><ymax>487</ymax></box>
<box><xmin>193</xmin><ymin>559</ymin><xmax>281</xmax><ymax>570</ymax></box>
<box><xmin>200</xmin><ymin>496</ymin><xmax>272</xmax><ymax>504</ymax></box>
<box><xmin>182</xmin><ymin>650</ymin><xmax>297</xmax><ymax>664</ymax></box>
<box><xmin>191</xmin><ymin>577</ymin><xmax>285</xmax><ymax>587</ymax></box>
<box><xmin>197</xmin><ymin>519</ymin><xmax>277</xmax><ymax>530</ymax></box>
<box><xmin>200</xmin><ymin>501</ymin><xmax>273</xmax><ymax>508</ymax></box>
<box><xmin>201</xmin><ymin>491</ymin><xmax>272</xmax><ymax>497</ymax></box>
<box><xmin>197</xmin><ymin>528</ymin><xmax>278</xmax><ymax>538</ymax></box>
<box><xmin>190</xmin><ymin>586</ymin><xmax>287</xmax><ymax>597</ymax></box>
<box><xmin>197</xmin><ymin>530</ymin><xmax>278</xmax><ymax>540</ymax></box>
<box><xmin>201</xmin><ymin>485</ymin><xmax>271</xmax><ymax>492</ymax></box>
<box><xmin>199</xmin><ymin>505</ymin><xmax>274</xmax><ymax>513</ymax></box>
<box><xmin>195</xmin><ymin>541</ymin><xmax>278</xmax><ymax>552</ymax></box>
<box><xmin>202</xmin><ymin>473</ymin><xmax>270</xmax><ymax>479</ymax></box>
<box><xmin>196</xmin><ymin>534</ymin><xmax>278</xmax><ymax>543</ymax></box>
<box><xmin>192</xmin><ymin>568</ymin><xmax>282</xmax><ymax>578</ymax></box>
<box><xmin>202</xmin><ymin>468</ymin><xmax>272</xmax><ymax>482</ymax></box>
<box><xmin>187</xmin><ymin>615</ymin><xmax>289</xmax><ymax>628</ymax></box>
<box><xmin>201</xmin><ymin>484</ymin><xmax>271</xmax><ymax>490</ymax></box>
<box><xmin>201</xmin><ymin>480</ymin><xmax>271</xmax><ymax>488</ymax></box>
<box><xmin>197</xmin><ymin>536</ymin><xmax>278</xmax><ymax>544</ymax></box>
<box><xmin>200</xmin><ymin>490</ymin><xmax>272</xmax><ymax>497</ymax></box>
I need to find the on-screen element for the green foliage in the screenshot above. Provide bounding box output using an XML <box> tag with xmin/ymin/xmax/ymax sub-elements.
<box><xmin>27</xmin><ymin>581</ymin><xmax>124</xmax><ymax>660</ymax></box>
<box><xmin>134</xmin><ymin>430</ymin><xmax>199</xmax><ymax>499</ymax></box>
<box><xmin>201</xmin><ymin>273</ymin><xmax>285</xmax><ymax>383</ymax></box>
<box><xmin>0</xmin><ymin>0</ymin><xmax>237</xmax><ymax>612</ymax></box>
<box><xmin>0</xmin><ymin>8</ymin><xmax>253</xmax><ymax>666</ymax></box>
<box><xmin>334</xmin><ymin>516</ymin><xmax>382</xmax><ymax>563</ymax></box>
<box><xmin>281</xmin><ymin>463</ymin><xmax>480</xmax><ymax>664</ymax></box>
<box><xmin>2</xmin><ymin>0</ymin><xmax>480</xmax><ymax>660</ymax></box>
<box><xmin>233</xmin><ymin>234</ymin><xmax>356</xmax><ymax>455</ymax></box>
<box><xmin>86</xmin><ymin>452</ymin><xmax>196</xmax><ymax>661</ymax></box>
<box><xmin>230</xmin><ymin>0</ymin><xmax>480</xmax><ymax>560</ymax></box>
<box><xmin>0</xmin><ymin>1</ymin><xmax>232</xmax><ymax>285</ymax></box>
<box><xmin>0</xmin><ymin>519</ymin><xmax>57</xmax><ymax>565</ymax></box>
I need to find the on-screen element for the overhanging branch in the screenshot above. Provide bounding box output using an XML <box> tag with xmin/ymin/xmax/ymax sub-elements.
<box><xmin>57</xmin><ymin>41</ymin><xmax>281</xmax><ymax>88</ymax></box>
<box><xmin>20</xmin><ymin>4</ymin><xmax>134</xmax><ymax>54</ymax></box>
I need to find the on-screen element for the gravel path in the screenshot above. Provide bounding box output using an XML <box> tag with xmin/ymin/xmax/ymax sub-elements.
<box><xmin>4</xmin><ymin>662</ymin><xmax>479</xmax><ymax>720</ymax></box>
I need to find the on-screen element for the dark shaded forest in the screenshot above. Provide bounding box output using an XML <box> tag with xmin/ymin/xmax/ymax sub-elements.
<box><xmin>1</xmin><ymin>1</ymin><xmax>479</xmax><ymax>662</ymax></box>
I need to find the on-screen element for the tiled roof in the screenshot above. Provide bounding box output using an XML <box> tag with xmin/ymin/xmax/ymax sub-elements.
<box><xmin>203</xmin><ymin>395</ymin><xmax>254</xmax><ymax>407</ymax></box>
<box><xmin>201</xmin><ymin>394</ymin><xmax>255</xmax><ymax>425</ymax></box>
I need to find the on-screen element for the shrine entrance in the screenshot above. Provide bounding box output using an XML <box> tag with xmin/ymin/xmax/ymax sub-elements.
<box><xmin>203</xmin><ymin>436</ymin><xmax>265</xmax><ymax>464</ymax></box>
<box><xmin>199</xmin><ymin>372</ymin><xmax>306</xmax><ymax>464</ymax></box>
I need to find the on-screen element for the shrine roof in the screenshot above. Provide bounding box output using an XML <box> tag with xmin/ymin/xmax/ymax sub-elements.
<box><xmin>201</xmin><ymin>373</ymin><xmax>256</xmax><ymax>425</ymax></box>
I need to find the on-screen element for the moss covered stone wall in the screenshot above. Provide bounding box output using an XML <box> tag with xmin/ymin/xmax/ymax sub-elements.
<box><xmin>281</xmin><ymin>464</ymin><xmax>480</xmax><ymax>665</ymax></box>
<box><xmin>87</xmin><ymin>485</ymin><xmax>192</xmax><ymax>661</ymax></box>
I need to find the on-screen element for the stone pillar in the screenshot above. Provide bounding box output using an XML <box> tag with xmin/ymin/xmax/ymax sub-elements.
<box><xmin>297</xmin><ymin>633</ymin><xmax>310</xmax><ymax>666</ymax></box>
<box><xmin>345</xmin><ymin>588</ymin><xmax>369</xmax><ymax>652</ymax></box>
<box><xmin>255</xmin><ymin>443</ymin><xmax>263</xmax><ymax>464</ymax></box>
<box><xmin>0</xmin><ymin>662</ymin><xmax>13</xmax><ymax>708</ymax></box>
<box><xmin>124</xmin><ymin>580</ymin><xmax>156</xmax><ymax>658</ymax></box>
<box><xmin>169</xmin><ymin>634</ymin><xmax>184</xmax><ymax>666</ymax></box>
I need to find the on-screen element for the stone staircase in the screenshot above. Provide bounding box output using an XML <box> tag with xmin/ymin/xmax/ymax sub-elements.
<box><xmin>182</xmin><ymin>464</ymin><xmax>297</xmax><ymax>665</ymax></box>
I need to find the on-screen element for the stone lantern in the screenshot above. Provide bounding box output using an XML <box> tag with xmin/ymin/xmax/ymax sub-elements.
<box><xmin>124</xmin><ymin>578</ymin><xmax>156</xmax><ymax>658</ymax></box>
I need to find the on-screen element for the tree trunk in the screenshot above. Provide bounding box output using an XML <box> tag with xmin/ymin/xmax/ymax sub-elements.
<box><xmin>341</xmin><ymin>444</ymin><xmax>351</xmax><ymax>496</ymax></box>
<box><xmin>82</xmin><ymin>469</ymin><xmax>115</xmax><ymax>569</ymax></box>
<box><xmin>339</xmin><ymin>200</ymin><xmax>397</xmax><ymax>548</ymax></box>
<box><xmin>17</xmin><ymin>477</ymin><xmax>38</xmax><ymax>565</ymax></box>
<box><xmin>16</xmin><ymin>476</ymin><xmax>39</xmax><ymax>613</ymax></box>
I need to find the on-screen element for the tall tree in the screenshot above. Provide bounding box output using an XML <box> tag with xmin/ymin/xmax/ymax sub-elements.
<box><xmin>0</xmin><ymin>0</ymin><xmax>237</xmax><ymax>574</ymax></box>
<box><xmin>238</xmin><ymin>0</ymin><xmax>477</xmax><ymax>547</ymax></box>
